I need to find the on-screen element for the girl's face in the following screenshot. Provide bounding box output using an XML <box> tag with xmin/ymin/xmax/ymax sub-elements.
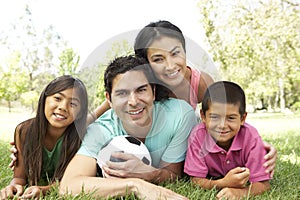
<box><xmin>44</xmin><ymin>87</ymin><xmax>82</xmax><ymax>132</ymax></box>
<box><xmin>146</xmin><ymin>36</ymin><xmax>187</xmax><ymax>89</ymax></box>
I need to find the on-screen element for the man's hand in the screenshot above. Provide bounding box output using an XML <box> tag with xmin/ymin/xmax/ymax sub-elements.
<box><xmin>102</xmin><ymin>152</ymin><xmax>155</xmax><ymax>180</ymax></box>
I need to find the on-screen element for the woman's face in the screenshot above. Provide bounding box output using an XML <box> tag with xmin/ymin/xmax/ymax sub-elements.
<box><xmin>146</xmin><ymin>36</ymin><xmax>187</xmax><ymax>89</ymax></box>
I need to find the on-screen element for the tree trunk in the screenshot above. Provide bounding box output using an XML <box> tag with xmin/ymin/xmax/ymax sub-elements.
<box><xmin>279</xmin><ymin>78</ymin><xmax>285</xmax><ymax>112</ymax></box>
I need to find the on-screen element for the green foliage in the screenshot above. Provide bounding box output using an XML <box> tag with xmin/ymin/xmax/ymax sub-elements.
<box><xmin>58</xmin><ymin>48</ymin><xmax>80</xmax><ymax>76</ymax></box>
<box><xmin>198</xmin><ymin>0</ymin><xmax>300</xmax><ymax>112</ymax></box>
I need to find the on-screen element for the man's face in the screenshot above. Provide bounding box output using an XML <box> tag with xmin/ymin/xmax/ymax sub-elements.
<box><xmin>106</xmin><ymin>70</ymin><xmax>155</xmax><ymax>133</ymax></box>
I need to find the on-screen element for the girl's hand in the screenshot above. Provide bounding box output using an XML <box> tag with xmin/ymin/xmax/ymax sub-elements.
<box><xmin>0</xmin><ymin>184</ymin><xmax>23</xmax><ymax>199</ymax></box>
<box><xmin>263</xmin><ymin>141</ymin><xmax>277</xmax><ymax>177</ymax></box>
<box><xmin>20</xmin><ymin>186</ymin><xmax>42</xmax><ymax>199</ymax></box>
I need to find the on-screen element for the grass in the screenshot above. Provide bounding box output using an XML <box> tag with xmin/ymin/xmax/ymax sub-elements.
<box><xmin>0</xmin><ymin>107</ymin><xmax>299</xmax><ymax>199</ymax></box>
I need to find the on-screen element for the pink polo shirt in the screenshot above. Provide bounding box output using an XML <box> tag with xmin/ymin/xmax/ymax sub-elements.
<box><xmin>184</xmin><ymin>122</ymin><xmax>271</xmax><ymax>183</ymax></box>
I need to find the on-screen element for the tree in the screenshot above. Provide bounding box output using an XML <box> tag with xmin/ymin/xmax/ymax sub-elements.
<box><xmin>0</xmin><ymin>5</ymin><xmax>67</xmax><ymax>111</ymax></box>
<box><xmin>58</xmin><ymin>48</ymin><xmax>80</xmax><ymax>76</ymax></box>
<box><xmin>0</xmin><ymin>52</ymin><xmax>28</xmax><ymax>112</ymax></box>
<box><xmin>197</xmin><ymin>0</ymin><xmax>300</xmax><ymax>112</ymax></box>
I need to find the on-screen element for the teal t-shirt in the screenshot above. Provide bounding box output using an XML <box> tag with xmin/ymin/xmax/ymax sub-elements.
<box><xmin>78</xmin><ymin>98</ymin><xmax>197</xmax><ymax>168</ymax></box>
<box><xmin>39</xmin><ymin>136</ymin><xmax>63</xmax><ymax>185</ymax></box>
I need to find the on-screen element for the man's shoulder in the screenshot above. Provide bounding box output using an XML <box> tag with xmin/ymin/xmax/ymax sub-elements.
<box><xmin>155</xmin><ymin>98</ymin><xmax>194</xmax><ymax>112</ymax></box>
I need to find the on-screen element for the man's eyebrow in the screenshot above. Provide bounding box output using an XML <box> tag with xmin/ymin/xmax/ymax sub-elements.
<box><xmin>136</xmin><ymin>84</ymin><xmax>149</xmax><ymax>90</ymax></box>
<box><xmin>114</xmin><ymin>84</ymin><xmax>150</xmax><ymax>93</ymax></box>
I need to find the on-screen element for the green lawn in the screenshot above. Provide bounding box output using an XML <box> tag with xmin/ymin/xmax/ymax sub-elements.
<box><xmin>0</xmin><ymin>107</ymin><xmax>299</xmax><ymax>199</ymax></box>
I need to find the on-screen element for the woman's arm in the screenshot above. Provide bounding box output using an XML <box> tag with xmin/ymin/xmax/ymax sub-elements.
<box><xmin>263</xmin><ymin>141</ymin><xmax>277</xmax><ymax>177</ymax></box>
<box><xmin>197</xmin><ymin>71</ymin><xmax>214</xmax><ymax>103</ymax></box>
<box><xmin>86</xmin><ymin>100</ymin><xmax>110</xmax><ymax>125</ymax></box>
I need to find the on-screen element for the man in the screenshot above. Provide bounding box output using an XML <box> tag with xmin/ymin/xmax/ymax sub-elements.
<box><xmin>59</xmin><ymin>55</ymin><xmax>197</xmax><ymax>199</ymax></box>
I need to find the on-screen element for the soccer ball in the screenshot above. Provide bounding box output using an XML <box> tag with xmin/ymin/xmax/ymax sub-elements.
<box><xmin>97</xmin><ymin>135</ymin><xmax>152</xmax><ymax>169</ymax></box>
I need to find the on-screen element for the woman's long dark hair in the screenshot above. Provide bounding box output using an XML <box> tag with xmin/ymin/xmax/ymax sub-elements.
<box><xmin>16</xmin><ymin>75</ymin><xmax>88</xmax><ymax>185</ymax></box>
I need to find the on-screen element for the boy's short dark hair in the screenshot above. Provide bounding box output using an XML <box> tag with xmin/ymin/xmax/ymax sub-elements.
<box><xmin>202</xmin><ymin>81</ymin><xmax>246</xmax><ymax>117</ymax></box>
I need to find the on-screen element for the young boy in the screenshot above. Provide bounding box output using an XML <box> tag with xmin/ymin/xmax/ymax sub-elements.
<box><xmin>184</xmin><ymin>81</ymin><xmax>271</xmax><ymax>199</ymax></box>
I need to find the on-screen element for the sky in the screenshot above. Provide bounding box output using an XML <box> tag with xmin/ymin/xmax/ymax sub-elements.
<box><xmin>0</xmin><ymin>0</ymin><xmax>216</xmax><ymax>73</ymax></box>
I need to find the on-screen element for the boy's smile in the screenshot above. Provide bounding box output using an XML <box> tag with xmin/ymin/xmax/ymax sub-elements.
<box><xmin>201</xmin><ymin>102</ymin><xmax>247</xmax><ymax>150</ymax></box>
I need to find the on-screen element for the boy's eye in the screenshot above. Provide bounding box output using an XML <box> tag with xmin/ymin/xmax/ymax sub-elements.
<box><xmin>228</xmin><ymin>116</ymin><xmax>237</xmax><ymax>121</ymax></box>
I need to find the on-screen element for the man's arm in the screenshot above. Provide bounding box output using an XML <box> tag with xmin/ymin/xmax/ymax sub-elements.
<box><xmin>59</xmin><ymin>154</ymin><xmax>187</xmax><ymax>199</ymax></box>
<box><xmin>102</xmin><ymin>152</ymin><xmax>183</xmax><ymax>184</ymax></box>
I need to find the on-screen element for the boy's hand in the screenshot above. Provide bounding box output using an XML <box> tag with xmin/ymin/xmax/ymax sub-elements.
<box><xmin>221</xmin><ymin>167</ymin><xmax>250</xmax><ymax>188</ymax></box>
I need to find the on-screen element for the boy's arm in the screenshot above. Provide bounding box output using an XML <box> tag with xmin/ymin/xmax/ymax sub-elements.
<box><xmin>216</xmin><ymin>180</ymin><xmax>270</xmax><ymax>199</ymax></box>
<box><xmin>191</xmin><ymin>167</ymin><xmax>250</xmax><ymax>190</ymax></box>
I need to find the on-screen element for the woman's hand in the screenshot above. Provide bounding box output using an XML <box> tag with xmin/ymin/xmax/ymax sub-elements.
<box><xmin>263</xmin><ymin>141</ymin><xmax>277</xmax><ymax>177</ymax></box>
<box><xmin>8</xmin><ymin>141</ymin><xmax>17</xmax><ymax>171</ymax></box>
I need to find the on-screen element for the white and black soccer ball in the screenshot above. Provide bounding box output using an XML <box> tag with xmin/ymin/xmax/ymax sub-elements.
<box><xmin>97</xmin><ymin>135</ymin><xmax>152</xmax><ymax>169</ymax></box>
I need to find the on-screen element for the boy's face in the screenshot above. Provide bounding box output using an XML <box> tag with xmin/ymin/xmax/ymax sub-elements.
<box><xmin>106</xmin><ymin>70</ymin><xmax>155</xmax><ymax>133</ymax></box>
<box><xmin>201</xmin><ymin>102</ymin><xmax>247</xmax><ymax>149</ymax></box>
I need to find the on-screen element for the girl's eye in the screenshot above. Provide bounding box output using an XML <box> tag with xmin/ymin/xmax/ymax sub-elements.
<box><xmin>54</xmin><ymin>96</ymin><xmax>61</xmax><ymax>101</ymax></box>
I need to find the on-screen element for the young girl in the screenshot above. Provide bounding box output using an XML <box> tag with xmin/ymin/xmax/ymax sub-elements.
<box><xmin>1</xmin><ymin>75</ymin><xmax>88</xmax><ymax>199</ymax></box>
